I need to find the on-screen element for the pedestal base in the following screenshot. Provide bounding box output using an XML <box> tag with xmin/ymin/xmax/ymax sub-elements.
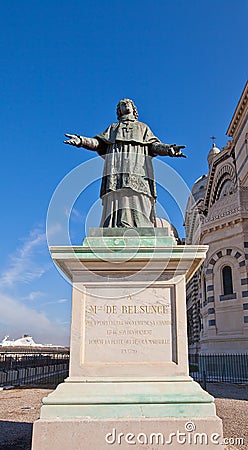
<box><xmin>37</xmin><ymin>378</ymin><xmax>216</xmax><ymax>418</ymax></box>
<box><xmin>32</xmin><ymin>377</ymin><xmax>223</xmax><ymax>449</ymax></box>
<box><xmin>32</xmin><ymin>239</ymin><xmax>223</xmax><ymax>449</ymax></box>
<box><xmin>33</xmin><ymin>417</ymin><xmax>223</xmax><ymax>450</ymax></box>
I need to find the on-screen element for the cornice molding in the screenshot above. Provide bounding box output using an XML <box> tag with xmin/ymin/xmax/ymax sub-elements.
<box><xmin>226</xmin><ymin>81</ymin><xmax>248</xmax><ymax>138</ymax></box>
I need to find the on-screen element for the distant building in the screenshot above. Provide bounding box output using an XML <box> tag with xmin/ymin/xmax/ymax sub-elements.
<box><xmin>185</xmin><ymin>81</ymin><xmax>248</xmax><ymax>354</ymax></box>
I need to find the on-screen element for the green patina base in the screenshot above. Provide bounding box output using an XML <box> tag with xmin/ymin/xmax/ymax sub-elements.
<box><xmin>83</xmin><ymin>227</ymin><xmax>177</xmax><ymax>248</ymax></box>
<box><xmin>40</xmin><ymin>379</ymin><xmax>216</xmax><ymax>420</ymax></box>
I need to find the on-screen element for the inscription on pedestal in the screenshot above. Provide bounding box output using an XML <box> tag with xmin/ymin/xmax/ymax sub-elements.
<box><xmin>83</xmin><ymin>287</ymin><xmax>176</xmax><ymax>364</ymax></box>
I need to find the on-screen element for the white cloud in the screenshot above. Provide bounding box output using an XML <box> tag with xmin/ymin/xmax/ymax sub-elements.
<box><xmin>0</xmin><ymin>292</ymin><xmax>69</xmax><ymax>346</ymax></box>
<box><xmin>43</xmin><ymin>298</ymin><xmax>68</xmax><ymax>305</ymax></box>
<box><xmin>64</xmin><ymin>208</ymin><xmax>70</xmax><ymax>219</ymax></box>
<box><xmin>65</xmin><ymin>207</ymin><xmax>85</xmax><ymax>223</ymax></box>
<box><xmin>46</xmin><ymin>222</ymin><xmax>63</xmax><ymax>236</ymax></box>
<box><xmin>0</xmin><ymin>228</ymin><xmax>49</xmax><ymax>287</ymax></box>
<box><xmin>0</xmin><ymin>227</ymin><xmax>70</xmax><ymax>345</ymax></box>
<box><xmin>71</xmin><ymin>208</ymin><xmax>85</xmax><ymax>222</ymax></box>
<box><xmin>24</xmin><ymin>291</ymin><xmax>45</xmax><ymax>301</ymax></box>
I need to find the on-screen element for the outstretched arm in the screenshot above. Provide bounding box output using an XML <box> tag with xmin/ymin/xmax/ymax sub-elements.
<box><xmin>64</xmin><ymin>133</ymin><xmax>100</xmax><ymax>151</ymax></box>
<box><xmin>150</xmin><ymin>142</ymin><xmax>186</xmax><ymax>158</ymax></box>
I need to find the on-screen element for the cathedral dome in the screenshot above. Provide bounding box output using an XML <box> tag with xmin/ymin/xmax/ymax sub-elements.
<box><xmin>207</xmin><ymin>143</ymin><xmax>220</xmax><ymax>166</ymax></box>
<box><xmin>155</xmin><ymin>218</ymin><xmax>180</xmax><ymax>242</ymax></box>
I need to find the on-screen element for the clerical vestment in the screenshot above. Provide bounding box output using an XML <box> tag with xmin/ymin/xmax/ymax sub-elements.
<box><xmin>94</xmin><ymin>117</ymin><xmax>161</xmax><ymax>228</ymax></box>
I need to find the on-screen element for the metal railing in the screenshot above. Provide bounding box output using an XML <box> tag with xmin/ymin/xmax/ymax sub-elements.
<box><xmin>0</xmin><ymin>349</ymin><xmax>70</xmax><ymax>387</ymax></box>
<box><xmin>2</xmin><ymin>350</ymin><xmax>246</xmax><ymax>387</ymax></box>
<box><xmin>189</xmin><ymin>353</ymin><xmax>248</xmax><ymax>384</ymax></box>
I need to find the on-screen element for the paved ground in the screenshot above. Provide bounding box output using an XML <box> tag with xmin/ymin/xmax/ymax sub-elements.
<box><xmin>0</xmin><ymin>387</ymin><xmax>52</xmax><ymax>450</ymax></box>
<box><xmin>0</xmin><ymin>383</ymin><xmax>247</xmax><ymax>449</ymax></box>
<box><xmin>207</xmin><ymin>384</ymin><xmax>248</xmax><ymax>450</ymax></box>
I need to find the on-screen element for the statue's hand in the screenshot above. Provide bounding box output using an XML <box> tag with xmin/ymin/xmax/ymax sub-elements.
<box><xmin>169</xmin><ymin>145</ymin><xmax>187</xmax><ymax>158</ymax></box>
<box><xmin>64</xmin><ymin>133</ymin><xmax>82</xmax><ymax>147</ymax></box>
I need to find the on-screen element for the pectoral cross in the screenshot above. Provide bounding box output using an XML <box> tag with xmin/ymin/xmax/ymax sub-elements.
<box><xmin>122</xmin><ymin>123</ymin><xmax>133</xmax><ymax>138</ymax></box>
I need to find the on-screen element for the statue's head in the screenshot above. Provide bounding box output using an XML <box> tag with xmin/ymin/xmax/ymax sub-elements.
<box><xmin>116</xmin><ymin>98</ymin><xmax>138</xmax><ymax>120</ymax></box>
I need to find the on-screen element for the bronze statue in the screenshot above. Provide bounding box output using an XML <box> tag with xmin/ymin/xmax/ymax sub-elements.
<box><xmin>64</xmin><ymin>99</ymin><xmax>186</xmax><ymax>228</ymax></box>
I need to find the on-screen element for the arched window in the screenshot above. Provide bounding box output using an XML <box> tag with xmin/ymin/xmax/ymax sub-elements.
<box><xmin>222</xmin><ymin>265</ymin><xmax>233</xmax><ymax>295</ymax></box>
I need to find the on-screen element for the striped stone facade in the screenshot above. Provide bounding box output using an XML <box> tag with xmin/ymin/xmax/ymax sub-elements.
<box><xmin>185</xmin><ymin>82</ymin><xmax>248</xmax><ymax>355</ymax></box>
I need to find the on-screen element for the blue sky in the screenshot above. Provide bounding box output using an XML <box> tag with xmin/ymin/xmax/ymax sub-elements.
<box><xmin>0</xmin><ymin>0</ymin><xmax>247</xmax><ymax>345</ymax></box>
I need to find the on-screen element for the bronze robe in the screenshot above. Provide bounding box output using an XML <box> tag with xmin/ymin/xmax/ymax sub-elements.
<box><xmin>95</xmin><ymin>118</ymin><xmax>161</xmax><ymax>227</ymax></box>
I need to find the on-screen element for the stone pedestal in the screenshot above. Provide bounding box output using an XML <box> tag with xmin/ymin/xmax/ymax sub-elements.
<box><xmin>32</xmin><ymin>229</ymin><xmax>223</xmax><ymax>449</ymax></box>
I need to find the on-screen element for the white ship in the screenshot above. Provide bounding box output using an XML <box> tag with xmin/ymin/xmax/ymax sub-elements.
<box><xmin>0</xmin><ymin>334</ymin><xmax>53</xmax><ymax>347</ymax></box>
